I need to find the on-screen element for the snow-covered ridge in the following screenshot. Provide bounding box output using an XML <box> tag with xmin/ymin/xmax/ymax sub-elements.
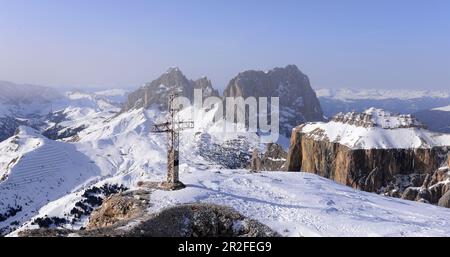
<box><xmin>316</xmin><ymin>88</ymin><xmax>450</xmax><ymax>101</ymax></box>
<box><xmin>300</xmin><ymin>108</ymin><xmax>450</xmax><ymax>149</ymax></box>
<box><xmin>0</xmin><ymin>126</ymin><xmax>103</xmax><ymax>235</ymax></box>
<box><xmin>432</xmin><ymin>105</ymin><xmax>450</xmax><ymax>112</ymax></box>
<box><xmin>332</xmin><ymin>108</ymin><xmax>425</xmax><ymax>129</ymax></box>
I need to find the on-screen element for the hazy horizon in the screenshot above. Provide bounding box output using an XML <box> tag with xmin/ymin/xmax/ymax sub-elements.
<box><xmin>1</xmin><ymin>0</ymin><xmax>449</xmax><ymax>91</ymax></box>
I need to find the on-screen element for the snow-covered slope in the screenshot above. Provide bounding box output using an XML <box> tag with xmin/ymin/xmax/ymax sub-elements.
<box><xmin>0</xmin><ymin>102</ymin><xmax>267</xmax><ymax>234</ymax></box>
<box><xmin>41</xmin><ymin>90</ymin><xmax>126</xmax><ymax>140</ymax></box>
<box><xmin>300</xmin><ymin>108</ymin><xmax>450</xmax><ymax>149</ymax></box>
<box><xmin>0</xmin><ymin>127</ymin><xmax>103</xmax><ymax>235</ymax></box>
<box><xmin>149</xmin><ymin>170</ymin><xmax>450</xmax><ymax>237</ymax></box>
<box><xmin>11</xmin><ymin>169</ymin><xmax>450</xmax><ymax>237</ymax></box>
<box><xmin>0</xmin><ymin>81</ymin><xmax>129</xmax><ymax>142</ymax></box>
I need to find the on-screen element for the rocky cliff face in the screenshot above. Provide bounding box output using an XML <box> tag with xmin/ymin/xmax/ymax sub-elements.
<box><xmin>223</xmin><ymin>65</ymin><xmax>324</xmax><ymax>137</ymax></box>
<box><xmin>286</xmin><ymin>109</ymin><xmax>450</xmax><ymax>193</ymax></box>
<box><xmin>123</xmin><ymin>67</ymin><xmax>219</xmax><ymax>111</ymax></box>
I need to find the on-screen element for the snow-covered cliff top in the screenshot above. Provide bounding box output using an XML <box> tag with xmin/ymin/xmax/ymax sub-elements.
<box><xmin>299</xmin><ymin>108</ymin><xmax>450</xmax><ymax>149</ymax></box>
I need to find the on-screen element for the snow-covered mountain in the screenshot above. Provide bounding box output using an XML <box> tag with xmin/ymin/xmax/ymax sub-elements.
<box><xmin>2</xmin><ymin>78</ymin><xmax>450</xmax><ymax>237</ymax></box>
<box><xmin>286</xmin><ymin>108</ymin><xmax>450</xmax><ymax>195</ymax></box>
<box><xmin>317</xmin><ymin>88</ymin><xmax>450</xmax><ymax>118</ymax></box>
<box><xmin>0</xmin><ymin>82</ymin><xmax>128</xmax><ymax>142</ymax></box>
<box><xmin>0</xmin><ymin>81</ymin><xmax>62</xmax><ymax>118</ymax></box>
<box><xmin>0</xmin><ymin>94</ymin><xmax>266</xmax><ymax>234</ymax></box>
<box><xmin>1</xmin><ymin>94</ymin><xmax>450</xmax><ymax>237</ymax></box>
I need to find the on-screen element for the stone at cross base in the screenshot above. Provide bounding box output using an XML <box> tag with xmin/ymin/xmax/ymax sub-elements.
<box><xmin>250</xmin><ymin>148</ymin><xmax>261</xmax><ymax>173</ymax></box>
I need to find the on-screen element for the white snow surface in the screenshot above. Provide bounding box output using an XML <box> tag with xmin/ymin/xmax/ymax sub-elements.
<box><xmin>13</xmin><ymin>166</ymin><xmax>450</xmax><ymax>237</ymax></box>
<box><xmin>148</xmin><ymin>170</ymin><xmax>450</xmax><ymax>237</ymax></box>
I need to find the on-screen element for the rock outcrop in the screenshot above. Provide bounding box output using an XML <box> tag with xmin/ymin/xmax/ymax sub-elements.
<box><xmin>123</xmin><ymin>67</ymin><xmax>219</xmax><ymax>111</ymax></box>
<box><xmin>438</xmin><ymin>190</ymin><xmax>450</xmax><ymax>208</ymax></box>
<box><xmin>20</xmin><ymin>203</ymin><xmax>279</xmax><ymax>237</ymax></box>
<box><xmin>86</xmin><ymin>190</ymin><xmax>150</xmax><ymax>230</ymax></box>
<box><xmin>399</xmin><ymin>166</ymin><xmax>450</xmax><ymax>206</ymax></box>
<box><xmin>249</xmin><ymin>143</ymin><xmax>287</xmax><ymax>171</ymax></box>
<box><xmin>223</xmin><ymin>65</ymin><xmax>324</xmax><ymax>137</ymax></box>
<box><xmin>286</xmin><ymin>109</ymin><xmax>450</xmax><ymax>193</ymax></box>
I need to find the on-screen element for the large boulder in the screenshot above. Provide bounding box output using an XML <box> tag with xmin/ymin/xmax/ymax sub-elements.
<box><xmin>86</xmin><ymin>190</ymin><xmax>149</xmax><ymax>230</ymax></box>
<box><xmin>416</xmin><ymin>188</ymin><xmax>432</xmax><ymax>203</ymax></box>
<box><xmin>401</xmin><ymin>187</ymin><xmax>419</xmax><ymax>201</ymax></box>
<box><xmin>438</xmin><ymin>190</ymin><xmax>450</xmax><ymax>208</ymax></box>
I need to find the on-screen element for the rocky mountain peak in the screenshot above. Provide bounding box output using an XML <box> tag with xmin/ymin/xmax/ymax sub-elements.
<box><xmin>223</xmin><ymin>65</ymin><xmax>324</xmax><ymax>137</ymax></box>
<box><xmin>122</xmin><ymin>68</ymin><xmax>220</xmax><ymax>111</ymax></box>
<box><xmin>194</xmin><ymin>77</ymin><xmax>220</xmax><ymax>98</ymax></box>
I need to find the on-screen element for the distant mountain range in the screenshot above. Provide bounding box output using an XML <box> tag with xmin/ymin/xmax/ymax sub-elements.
<box><xmin>316</xmin><ymin>88</ymin><xmax>450</xmax><ymax>117</ymax></box>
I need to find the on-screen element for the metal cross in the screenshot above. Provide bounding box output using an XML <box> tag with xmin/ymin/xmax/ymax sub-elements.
<box><xmin>151</xmin><ymin>93</ymin><xmax>194</xmax><ymax>189</ymax></box>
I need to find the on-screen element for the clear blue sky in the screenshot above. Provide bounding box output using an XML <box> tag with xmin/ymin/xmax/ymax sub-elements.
<box><xmin>0</xmin><ymin>0</ymin><xmax>449</xmax><ymax>91</ymax></box>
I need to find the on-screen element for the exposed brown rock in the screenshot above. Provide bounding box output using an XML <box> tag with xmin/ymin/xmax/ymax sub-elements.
<box><xmin>86</xmin><ymin>190</ymin><xmax>149</xmax><ymax>230</ymax></box>
<box><xmin>250</xmin><ymin>148</ymin><xmax>261</xmax><ymax>172</ymax></box>
<box><xmin>20</xmin><ymin>203</ymin><xmax>279</xmax><ymax>237</ymax></box>
<box><xmin>416</xmin><ymin>188</ymin><xmax>432</xmax><ymax>203</ymax></box>
<box><xmin>438</xmin><ymin>191</ymin><xmax>450</xmax><ymax>208</ymax></box>
<box><xmin>285</xmin><ymin>126</ymin><xmax>449</xmax><ymax>193</ymax></box>
<box><xmin>402</xmin><ymin>187</ymin><xmax>419</xmax><ymax>201</ymax></box>
<box><xmin>261</xmin><ymin>143</ymin><xmax>287</xmax><ymax>171</ymax></box>
<box><xmin>400</xmin><ymin>166</ymin><xmax>450</xmax><ymax>206</ymax></box>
